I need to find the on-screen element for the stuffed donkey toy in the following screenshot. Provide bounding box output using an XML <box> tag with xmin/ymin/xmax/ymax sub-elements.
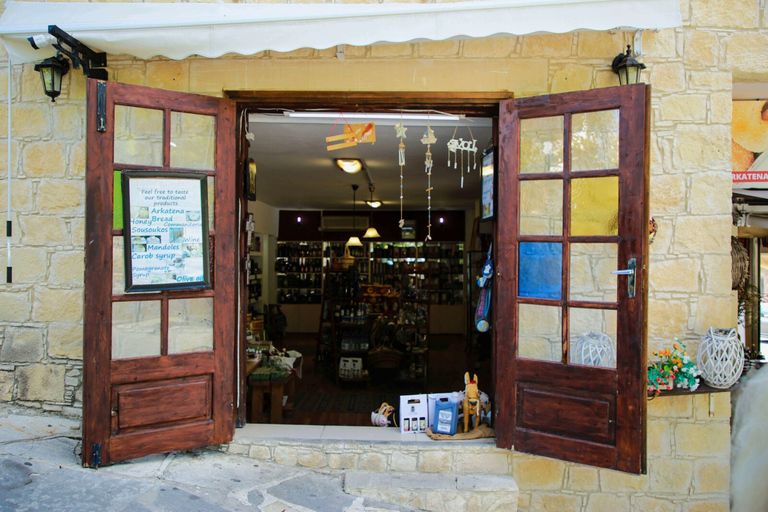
<box><xmin>463</xmin><ymin>372</ymin><xmax>480</xmax><ymax>433</ymax></box>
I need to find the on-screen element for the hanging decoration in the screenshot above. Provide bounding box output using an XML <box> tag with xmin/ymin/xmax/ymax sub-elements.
<box><xmin>421</xmin><ymin>120</ymin><xmax>437</xmax><ymax>241</ymax></box>
<box><xmin>447</xmin><ymin>118</ymin><xmax>478</xmax><ymax>188</ymax></box>
<box><xmin>326</xmin><ymin>112</ymin><xmax>376</xmax><ymax>151</ymax></box>
<box><xmin>395</xmin><ymin>118</ymin><xmax>407</xmax><ymax>228</ymax></box>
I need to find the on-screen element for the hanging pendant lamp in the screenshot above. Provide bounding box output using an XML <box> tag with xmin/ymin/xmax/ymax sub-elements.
<box><xmin>346</xmin><ymin>184</ymin><xmax>364</xmax><ymax>247</ymax></box>
<box><xmin>363</xmin><ymin>183</ymin><xmax>381</xmax><ymax>238</ymax></box>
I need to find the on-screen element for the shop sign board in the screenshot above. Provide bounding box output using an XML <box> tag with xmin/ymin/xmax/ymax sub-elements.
<box><xmin>121</xmin><ymin>171</ymin><xmax>211</xmax><ymax>291</ymax></box>
<box><xmin>732</xmin><ymin>100</ymin><xmax>768</xmax><ymax>187</ymax></box>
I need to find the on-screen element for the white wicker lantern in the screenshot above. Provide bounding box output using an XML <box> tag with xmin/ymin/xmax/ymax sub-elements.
<box><xmin>571</xmin><ymin>331</ymin><xmax>616</xmax><ymax>368</ymax></box>
<box><xmin>698</xmin><ymin>327</ymin><xmax>744</xmax><ymax>389</ymax></box>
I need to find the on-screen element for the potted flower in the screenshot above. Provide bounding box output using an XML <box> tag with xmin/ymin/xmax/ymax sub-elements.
<box><xmin>647</xmin><ymin>340</ymin><xmax>701</xmax><ymax>394</ymax></box>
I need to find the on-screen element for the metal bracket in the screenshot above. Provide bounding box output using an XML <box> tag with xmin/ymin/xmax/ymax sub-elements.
<box><xmin>633</xmin><ymin>30</ymin><xmax>643</xmax><ymax>56</ymax></box>
<box><xmin>96</xmin><ymin>81</ymin><xmax>107</xmax><ymax>133</ymax></box>
<box><xmin>336</xmin><ymin>45</ymin><xmax>345</xmax><ymax>60</ymax></box>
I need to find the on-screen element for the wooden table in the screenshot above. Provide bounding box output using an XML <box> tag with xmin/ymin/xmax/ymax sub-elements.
<box><xmin>247</xmin><ymin>359</ymin><xmax>296</xmax><ymax>424</ymax></box>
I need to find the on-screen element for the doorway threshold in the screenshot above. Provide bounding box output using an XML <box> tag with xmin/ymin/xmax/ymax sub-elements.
<box><xmin>235</xmin><ymin>423</ymin><xmax>495</xmax><ymax>445</ymax></box>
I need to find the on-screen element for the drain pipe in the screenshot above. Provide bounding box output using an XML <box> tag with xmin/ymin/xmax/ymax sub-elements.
<box><xmin>5</xmin><ymin>58</ymin><xmax>11</xmax><ymax>283</ymax></box>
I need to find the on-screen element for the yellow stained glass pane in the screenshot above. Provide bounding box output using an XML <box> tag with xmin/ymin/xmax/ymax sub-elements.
<box><xmin>520</xmin><ymin>180</ymin><xmax>562</xmax><ymax>236</ymax></box>
<box><xmin>520</xmin><ymin>116</ymin><xmax>564</xmax><ymax>174</ymax></box>
<box><xmin>112</xmin><ymin>301</ymin><xmax>161</xmax><ymax>359</ymax></box>
<box><xmin>570</xmin><ymin>243</ymin><xmax>618</xmax><ymax>302</ymax></box>
<box><xmin>114</xmin><ymin>106</ymin><xmax>163</xmax><ymax>167</ymax></box>
<box><xmin>518</xmin><ymin>304</ymin><xmax>561</xmax><ymax>362</ymax></box>
<box><xmin>569</xmin><ymin>308</ymin><xmax>617</xmax><ymax>369</ymax></box>
<box><xmin>571</xmin><ymin>177</ymin><xmax>618</xmax><ymax>236</ymax></box>
<box><xmin>171</xmin><ymin>112</ymin><xmax>215</xmax><ymax>171</ymax></box>
<box><xmin>168</xmin><ymin>298</ymin><xmax>214</xmax><ymax>354</ymax></box>
<box><xmin>571</xmin><ymin>110</ymin><xmax>619</xmax><ymax>172</ymax></box>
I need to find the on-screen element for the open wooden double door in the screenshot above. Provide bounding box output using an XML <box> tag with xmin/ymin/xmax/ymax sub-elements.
<box><xmin>84</xmin><ymin>80</ymin><xmax>648</xmax><ymax>473</ymax></box>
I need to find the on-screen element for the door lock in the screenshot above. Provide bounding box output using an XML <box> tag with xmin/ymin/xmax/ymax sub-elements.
<box><xmin>611</xmin><ymin>258</ymin><xmax>636</xmax><ymax>298</ymax></box>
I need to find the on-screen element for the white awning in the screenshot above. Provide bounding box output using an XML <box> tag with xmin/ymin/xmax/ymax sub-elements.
<box><xmin>0</xmin><ymin>0</ymin><xmax>682</xmax><ymax>65</ymax></box>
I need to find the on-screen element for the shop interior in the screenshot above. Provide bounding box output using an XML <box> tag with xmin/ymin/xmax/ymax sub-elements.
<box><xmin>242</xmin><ymin>108</ymin><xmax>495</xmax><ymax>427</ymax></box>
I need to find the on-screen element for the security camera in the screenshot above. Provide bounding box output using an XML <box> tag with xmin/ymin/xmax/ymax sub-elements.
<box><xmin>28</xmin><ymin>34</ymin><xmax>56</xmax><ymax>50</ymax></box>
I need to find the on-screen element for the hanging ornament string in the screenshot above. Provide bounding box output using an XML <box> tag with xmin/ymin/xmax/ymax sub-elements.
<box><xmin>395</xmin><ymin>112</ymin><xmax>407</xmax><ymax>228</ymax></box>
<box><xmin>446</xmin><ymin>115</ymin><xmax>478</xmax><ymax>188</ymax></box>
<box><xmin>421</xmin><ymin>113</ymin><xmax>437</xmax><ymax>242</ymax></box>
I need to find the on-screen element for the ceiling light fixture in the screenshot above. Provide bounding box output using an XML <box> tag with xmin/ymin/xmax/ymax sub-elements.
<box><xmin>363</xmin><ymin>184</ymin><xmax>381</xmax><ymax>239</ymax></box>
<box><xmin>335</xmin><ymin>158</ymin><xmax>363</xmax><ymax>174</ymax></box>
<box><xmin>366</xmin><ymin>183</ymin><xmax>382</xmax><ymax>209</ymax></box>
<box><xmin>346</xmin><ymin>184</ymin><xmax>363</xmax><ymax>247</ymax></box>
<box><xmin>287</xmin><ymin>111</ymin><xmax>464</xmax><ymax>122</ymax></box>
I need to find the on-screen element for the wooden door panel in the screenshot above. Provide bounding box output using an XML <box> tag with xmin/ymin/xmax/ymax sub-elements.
<box><xmin>113</xmin><ymin>375</ymin><xmax>212</xmax><ymax>431</ymax></box>
<box><xmin>110</xmin><ymin>423</ymin><xmax>215</xmax><ymax>463</ymax></box>
<box><xmin>111</xmin><ymin>352</ymin><xmax>215</xmax><ymax>385</ymax></box>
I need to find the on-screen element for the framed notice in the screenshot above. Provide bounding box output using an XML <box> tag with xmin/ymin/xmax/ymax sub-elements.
<box><xmin>481</xmin><ymin>151</ymin><xmax>495</xmax><ymax>221</ymax></box>
<box><xmin>121</xmin><ymin>171</ymin><xmax>210</xmax><ymax>292</ymax></box>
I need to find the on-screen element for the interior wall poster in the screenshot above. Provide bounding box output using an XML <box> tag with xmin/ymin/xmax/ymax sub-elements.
<box><xmin>121</xmin><ymin>170</ymin><xmax>211</xmax><ymax>292</ymax></box>
<box><xmin>732</xmin><ymin>99</ymin><xmax>768</xmax><ymax>188</ymax></box>
<box><xmin>481</xmin><ymin>151</ymin><xmax>495</xmax><ymax>220</ymax></box>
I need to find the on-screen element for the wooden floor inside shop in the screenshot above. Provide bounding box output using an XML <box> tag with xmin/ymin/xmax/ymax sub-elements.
<box><xmin>248</xmin><ymin>332</ymin><xmax>493</xmax><ymax>427</ymax></box>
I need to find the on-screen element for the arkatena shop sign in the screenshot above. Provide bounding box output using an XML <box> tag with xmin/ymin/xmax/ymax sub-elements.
<box><xmin>733</xmin><ymin>100</ymin><xmax>768</xmax><ymax>186</ymax></box>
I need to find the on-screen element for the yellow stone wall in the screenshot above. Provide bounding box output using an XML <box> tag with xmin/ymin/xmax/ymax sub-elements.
<box><xmin>2</xmin><ymin>0</ymin><xmax>765</xmax><ymax>507</ymax></box>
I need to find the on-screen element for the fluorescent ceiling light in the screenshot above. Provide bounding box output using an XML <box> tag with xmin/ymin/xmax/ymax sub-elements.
<box><xmin>286</xmin><ymin>111</ymin><xmax>464</xmax><ymax>122</ymax></box>
<box><xmin>366</xmin><ymin>199</ymin><xmax>382</xmax><ymax>208</ymax></box>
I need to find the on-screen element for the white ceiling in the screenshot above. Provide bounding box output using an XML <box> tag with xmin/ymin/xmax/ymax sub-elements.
<box><xmin>248</xmin><ymin>112</ymin><xmax>493</xmax><ymax>212</ymax></box>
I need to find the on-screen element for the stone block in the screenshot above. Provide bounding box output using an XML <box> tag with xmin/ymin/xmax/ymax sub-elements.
<box><xmin>454</xmin><ymin>452</ymin><xmax>509</xmax><ymax>474</ymax></box>
<box><xmin>270</xmin><ymin>48</ymin><xmax>315</xmax><ymax>59</ymax></box>
<box><xmin>584</xmin><ymin>493</ymin><xmax>631</xmax><ymax>512</ymax></box>
<box><xmin>650</xmin><ymin>63</ymin><xmax>686</xmax><ymax>93</ymax></box>
<box><xmin>683</xmin><ymin>501</ymin><xmax>729</xmax><ymax>512</ymax></box>
<box><xmin>20</xmin><ymin>215</ymin><xmax>70</xmax><ymax>246</ymax></box>
<box><xmin>672</xmin><ymin>124</ymin><xmax>731</xmax><ymax>169</ymax></box>
<box><xmin>649</xmin><ymin>458</ymin><xmax>693</xmax><ymax>494</ymax></box>
<box><xmin>48</xmin><ymin>251</ymin><xmax>85</xmax><ymax>286</ymax></box>
<box><xmin>359</xmin><ymin>452</ymin><xmax>387</xmax><ymax>472</ymax></box>
<box><xmin>36</xmin><ymin>179</ymin><xmax>85</xmax><ymax>214</ymax></box>
<box><xmin>511</xmin><ymin>456</ymin><xmax>565</xmax><ymax>490</ymax></box>
<box><xmin>530</xmin><ymin>493</ymin><xmax>582</xmax><ymax>512</ymax></box>
<box><xmin>296</xmin><ymin>449</ymin><xmax>327</xmax><ymax>469</ymax></box>
<box><xmin>725</xmin><ymin>32</ymin><xmax>768</xmax><ymax>78</ymax></box>
<box><xmin>550</xmin><ymin>64</ymin><xmax>592</xmax><ymax>94</ymax></box>
<box><xmin>594</xmin><ymin>70</ymin><xmax>619</xmax><ymax>89</ymax></box>
<box><xmin>684</xmin><ymin>31</ymin><xmax>718</xmax><ymax>67</ymax></box>
<box><xmin>115</xmin><ymin>67</ymin><xmax>148</xmax><ymax>86</ymax></box>
<box><xmin>48</xmin><ymin>322</ymin><xmax>83</xmax><ymax>360</ymax></box>
<box><xmin>693</xmin><ymin>392</ymin><xmax>730</xmax><ymax>421</ymax></box>
<box><xmin>53</xmin><ymin>105</ymin><xmax>84</xmax><ymax>141</ymax></box>
<box><xmin>70</xmin><ymin>217</ymin><xmax>85</xmax><ymax>247</ymax></box>
<box><xmin>1</xmin><ymin>327</ymin><xmax>44</xmax><ymax>362</ymax></box>
<box><xmin>328</xmin><ymin>452</ymin><xmax>358</xmax><ymax>469</ymax></box>
<box><xmin>649</xmin><ymin>258</ymin><xmax>701</xmax><ymax>293</ymax></box>
<box><xmin>33</xmin><ymin>288</ymin><xmax>83</xmax><ymax>322</ymax></box>
<box><xmin>226</xmin><ymin>443</ymin><xmax>249</xmax><ymax>456</ymax></box>
<box><xmin>22</xmin><ymin>142</ymin><xmax>67</xmax><ymax>178</ymax></box>
<box><xmin>689</xmin><ymin>172</ymin><xmax>731</xmax><ymax>215</ymax></box>
<box><xmin>675</xmin><ymin>422</ymin><xmax>731</xmax><ymax>457</ymax></box>
<box><xmin>648</xmin><ymin>395</ymin><xmax>694</xmax><ymax>419</ymax></box>
<box><xmin>633</xmin><ymin>496</ymin><xmax>679</xmax><ymax>512</ymax></box>
<box><xmin>577</xmin><ymin>32</ymin><xmax>624</xmax><ymax>59</ymax></box>
<box><xmin>0</xmin><ymin>291</ymin><xmax>31</xmax><ymax>322</ymax></box>
<box><xmin>643</xmin><ymin>29</ymin><xmax>677</xmax><ymax>59</ymax></box>
<box><xmin>16</xmin><ymin>364</ymin><xmax>66</xmax><ymax>402</ymax></box>
<box><xmin>701</xmin><ymin>255</ymin><xmax>733</xmax><ymax>296</ymax></box>
<box><xmin>0</xmin><ymin>370</ymin><xmax>14</xmax><ymax>401</ymax></box>
<box><xmin>248</xmin><ymin>444</ymin><xmax>272</xmax><ymax>460</ymax></box>
<box><xmin>691</xmin><ymin>0</ymin><xmax>758</xmax><ymax>28</ymax></box>
<box><xmin>390</xmin><ymin>451</ymin><xmax>417</xmax><ymax>472</ymax></box>
<box><xmin>599</xmin><ymin>467</ymin><xmax>647</xmax><ymax>492</ymax></box>
<box><xmin>418</xmin><ymin>451</ymin><xmax>452</xmax><ymax>474</ymax></box>
<box><xmin>693</xmin><ymin>458</ymin><xmax>729</xmax><ymax>493</ymax></box>
<box><xmin>709</xmin><ymin>92</ymin><xmax>732</xmax><ymax>124</ymax></box>
<box><xmin>694</xmin><ymin>295</ymin><xmax>735</xmax><ymax>335</ymax></box>
<box><xmin>8</xmin><ymin>247</ymin><xmax>47</xmax><ymax>284</ymax></box>
<box><xmin>417</xmin><ymin>40</ymin><xmax>460</xmax><ymax>58</ymax></box>
<box><xmin>688</xmin><ymin>71</ymin><xmax>731</xmax><ymax>91</ymax></box>
<box><xmin>147</xmin><ymin>60</ymin><xmax>190</xmax><ymax>92</ymax></box>
<box><xmin>646</xmin><ymin>299</ymin><xmax>688</xmax><ymax>340</ymax></box>
<box><xmin>462</xmin><ymin>37</ymin><xmax>516</xmax><ymax>58</ymax></box>
<box><xmin>660</xmin><ymin>95</ymin><xmax>707</xmax><ymax>122</ymax></box>
<box><xmin>69</xmin><ymin>143</ymin><xmax>85</xmax><ymax>177</ymax></box>
<box><xmin>12</xmin><ymin>105</ymin><xmax>51</xmax><ymax>139</ymax></box>
<box><xmin>273</xmin><ymin>446</ymin><xmax>297</xmax><ymax>466</ymax></box>
<box><xmin>649</xmin><ymin>174</ymin><xmax>686</xmax><ymax>213</ymax></box>
<box><xmin>522</xmin><ymin>33</ymin><xmax>572</xmax><ymax>57</ymax></box>
<box><xmin>369</xmin><ymin>43</ymin><xmax>413</xmax><ymax>58</ymax></box>
<box><xmin>647</xmin><ymin>419</ymin><xmax>672</xmax><ymax>457</ymax></box>
<box><xmin>566</xmin><ymin>466</ymin><xmax>598</xmax><ymax>491</ymax></box>
<box><xmin>0</xmin><ymin>179</ymin><xmax>34</xmax><ymax>211</ymax></box>
<box><xmin>189</xmin><ymin>60</ymin><xmax>247</xmax><ymax>95</ymax></box>
<box><xmin>673</xmin><ymin>215</ymin><xmax>731</xmax><ymax>255</ymax></box>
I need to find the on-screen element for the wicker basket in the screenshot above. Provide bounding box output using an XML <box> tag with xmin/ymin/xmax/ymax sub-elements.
<box><xmin>368</xmin><ymin>348</ymin><xmax>403</xmax><ymax>369</ymax></box>
<box><xmin>340</xmin><ymin>245</ymin><xmax>355</xmax><ymax>270</ymax></box>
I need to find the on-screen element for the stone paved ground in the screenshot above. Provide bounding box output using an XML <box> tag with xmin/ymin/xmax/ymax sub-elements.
<box><xmin>0</xmin><ymin>404</ymin><xmax>419</xmax><ymax>512</ymax></box>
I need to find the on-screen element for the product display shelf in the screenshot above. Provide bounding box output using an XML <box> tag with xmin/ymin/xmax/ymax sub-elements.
<box><xmin>276</xmin><ymin>241</ymin><xmax>323</xmax><ymax>305</ymax></box>
<box><xmin>395</xmin><ymin>266</ymin><xmax>431</xmax><ymax>390</ymax></box>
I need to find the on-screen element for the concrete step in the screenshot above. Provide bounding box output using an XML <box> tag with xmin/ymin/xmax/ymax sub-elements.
<box><xmin>344</xmin><ymin>470</ymin><xmax>518</xmax><ymax>512</ymax></box>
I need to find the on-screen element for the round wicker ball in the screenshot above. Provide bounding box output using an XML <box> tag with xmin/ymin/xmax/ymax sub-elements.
<box><xmin>571</xmin><ymin>331</ymin><xmax>616</xmax><ymax>368</ymax></box>
<box><xmin>698</xmin><ymin>327</ymin><xmax>744</xmax><ymax>389</ymax></box>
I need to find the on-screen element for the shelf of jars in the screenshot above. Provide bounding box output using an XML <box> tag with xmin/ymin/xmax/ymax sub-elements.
<box><xmin>276</xmin><ymin>241</ymin><xmax>323</xmax><ymax>305</ymax></box>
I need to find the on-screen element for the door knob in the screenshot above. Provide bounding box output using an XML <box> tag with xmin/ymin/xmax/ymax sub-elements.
<box><xmin>611</xmin><ymin>258</ymin><xmax>636</xmax><ymax>298</ymax></box>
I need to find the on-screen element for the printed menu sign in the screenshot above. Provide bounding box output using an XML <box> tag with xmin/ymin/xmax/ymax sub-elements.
<box><xmin>122</xmin><ymin>171</ymin><xmax>210</xmax><ymax>291</ymax></box>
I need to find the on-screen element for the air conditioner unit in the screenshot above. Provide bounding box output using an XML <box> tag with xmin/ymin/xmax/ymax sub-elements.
<box><xmin>319</xmin><ymin>216</ymin><xmax>370</xmax><ymax>231</ymax></box>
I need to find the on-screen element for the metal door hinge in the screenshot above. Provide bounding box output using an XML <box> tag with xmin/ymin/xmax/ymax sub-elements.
<box><xmin>96</xmin><ymin>81</ymin><xmax>107</xmax><ymax>133</ymax></box>
<box><xmin>92</xmin><ymin>443</ymin><xmax>101</xmax><ymax>468</ymax></box>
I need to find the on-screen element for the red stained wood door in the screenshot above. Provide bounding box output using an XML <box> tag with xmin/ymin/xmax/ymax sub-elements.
<box><xmin>83</xmin><ymin>80</ymin><xmax>237</xmax><ymax>466</ymax></box>
<box><xmin>495</xmin><ymin>84</ymin><xmax>649</xmax><ymax>473</ymax></box>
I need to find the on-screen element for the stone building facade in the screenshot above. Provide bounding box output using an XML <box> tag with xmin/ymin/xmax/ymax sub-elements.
<box><xmin>2</xmin><ymin>0</ymin><xmax>766</xmax><ymax>510</ymax></box>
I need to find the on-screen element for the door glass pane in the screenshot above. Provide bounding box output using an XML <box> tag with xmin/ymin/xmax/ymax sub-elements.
<box><xmin>519</xmin><ymin>242</ymin><xmax>562</xmax><ymax>300</ymax></box>
<box><xmin>520</xmin><ymin>116</ymin><xmax>564</xmax><ymax>174</ymax></box>
<box><xmin>112</xmin><ymin>301</ymin><xmax>161</xmax><ymax>359</ymax></box>
<box><xmin>519</xmin><ymin>304</ymin><xmax>561</xmax><ymax>362</ymax></box>
<box><xmin>114</xmin><ymin>105</ymin><xmax>163</xmax><ymax>167</ymax></box>
<box><xmin>169</xmin><ymin>298</ymin><xmax>213</xmax><ymax>354</ymax></box>
<box><xmin>571</xmin><ymin>110</ymin><xmax>619</xmax><ymax>171</ymax></box>
<box><xmin>207</xmin><ymin>176</ymin><xmax>215</xmax><ymax>232</ymax></box>
<box><xmin>571</xmin><ymin>176</ymin><xmax>618</xmax><ymax>236</ymax></box>
<box><xmin>170</xmin><ymin>112</ymin><xmax>215</xmax><ymax>171</ymax></box>
<box><xmin>113</xmin><ymin>236</ymin><xmax>125</xmax><ymax>295</ymax></box>
<box><xmin>570</xmin><ymin>243</ymin><xmax>618</xmax><ymax>302</ymax></box>
<box><xmin>569</xmin><ymin>308</ymin><xmax>617</xmax><ymax>369</ymax></box>
<box><xmin>520</xmin><ymin>180</ymin><xmax>562</xmax><ymax>236</ymax></box>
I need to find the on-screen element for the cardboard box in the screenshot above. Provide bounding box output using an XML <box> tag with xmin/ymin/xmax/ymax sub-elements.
<box><xmin>399</xmin><ymin>394</ymin><xmax>428</xmax><ymax>434</ymax></box>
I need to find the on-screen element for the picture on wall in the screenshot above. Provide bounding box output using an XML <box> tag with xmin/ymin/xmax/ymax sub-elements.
<box><xmin>121</xmin><ymin>170</ymin><xmax>211</xmax><ymax>292</ymax></box>
<box><xmin>732</xmin><ymin>100</ymin><xmax>768</xmax><ymax>187</ymax></box>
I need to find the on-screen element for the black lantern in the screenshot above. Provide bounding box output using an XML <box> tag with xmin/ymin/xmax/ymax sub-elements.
<box><xmin>612</xmin><ymin>45</ymin><xmax>646</xmax><ymax>85</ymax></box>
<box><xmin>33</xmin><ymin>55</ymin><xmax>69</xmax><ymax>102</ymax></box>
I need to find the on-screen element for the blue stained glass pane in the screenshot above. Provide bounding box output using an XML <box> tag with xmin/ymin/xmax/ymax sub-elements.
<box><xmin>519</xmin><ymin>242</ymin><xmax>563</xmax><ymax>300</ymax></box>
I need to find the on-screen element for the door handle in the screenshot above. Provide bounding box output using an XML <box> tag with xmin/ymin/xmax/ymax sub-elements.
<box><xmin>611</xmin><ymin>258</ymin><xmax>636</xmax><ymax>299</ymax></box>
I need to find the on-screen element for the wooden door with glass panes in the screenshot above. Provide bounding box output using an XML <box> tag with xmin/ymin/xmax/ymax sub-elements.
<box><xmin>495</xmin><ymin>84</ymin><xmax>649</xmax><ymax>473</ymax></box>
<box><xmin>83</xmin><ymin>80</ymin><xmax>236</xmax><ymax>467</ymax></box>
